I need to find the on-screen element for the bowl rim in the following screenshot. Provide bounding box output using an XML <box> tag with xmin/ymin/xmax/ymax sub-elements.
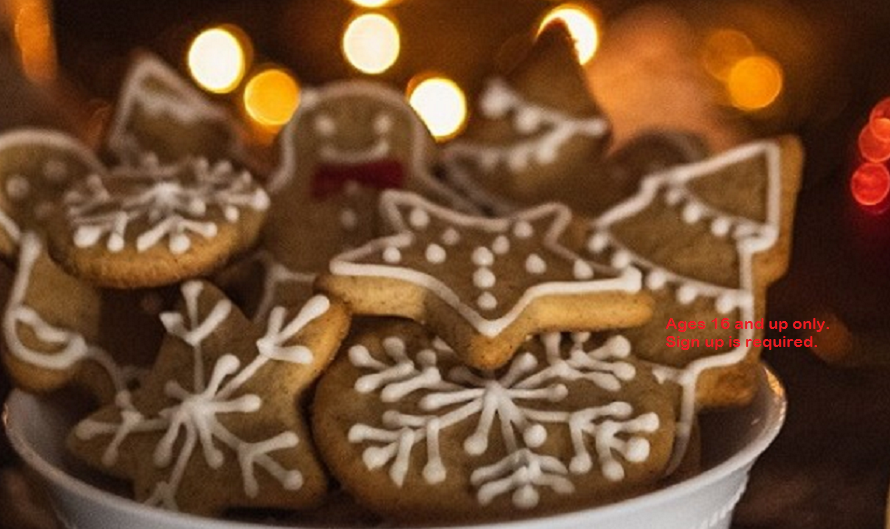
<box><xmin>3</xmin><ymin>364</ymin><xmax>787</xmax><ymax>529</ymax></box>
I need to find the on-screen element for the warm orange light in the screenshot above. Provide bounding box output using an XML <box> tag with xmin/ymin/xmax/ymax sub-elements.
<box><xmin>11</xmin><ymin>0</ymin><xmax>57</xmax><ymax>82</ymax></box>
<box><xmin>868</xmin><ymin>97</ymin><xmax>890</xmax><ymax>141</ymax></box>
<box><xmin>851</xmin><ymin>162</ymin><xmax>890</xmax><ymax>207</ymax></box>
<box><xmin>187</xmin><ymin>26</ymin><xmax>248</xmax><ymax>94</ymax></box>
<box><xmin>349</xmin><ymin>0</ymin><xmax>395</xmax><ymax>6</ymax></box>
<box><xmin>538</xmin><ymin>3</ymin><xmax>600</xmax><ymax>64</ymax></box>
<box><xmin>726</xmin><ymin>55</ymin><xmax>784</xmax><ymax>111</ymax></box>
<box><xmin>407</xmin><ymin>75</ymin><xmax>467</xmax><ymax>141</ymax></box>
<box><xmin>342</xmin><ymin>13</ymin><xmax>401</xmax><ymax>75</ymax></box>
<box><xmin>701</xmin><ymin>28</ymin><xmax>755</xmax><ymax>81</ymax></box>
<box><xmin>858</xmin><ymin>125</ymin><xmax>890</xmax><ymax>164</ymax></box>
<box><xmin>243</xmin><ymin>68</ymin><xmax>300</xmax><ymax>129</ymax></box>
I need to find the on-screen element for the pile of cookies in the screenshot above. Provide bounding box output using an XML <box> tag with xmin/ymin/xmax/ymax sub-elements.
<box><xmin>0</xmin><ymin>26</ymin><xmax>802</xmax><ymax>524</ymax></box>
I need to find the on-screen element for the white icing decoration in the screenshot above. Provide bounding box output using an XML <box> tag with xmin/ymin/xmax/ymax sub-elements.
<box><xmin>409</xmin><ymin>207</ymin><xmax>430</xmax><ymax>229</ymax></box>
<box><xmin>441</xmin><ymin>227</ymin><xmax>461</xmax><ymax>245</ymax></box>
<box><xmin>64</xmin><ymin>156</ymin><xmax>269</xmax><ymax>255</ymax></box>
<box><xmin>329</xmin><ymin>190</ymin><xmax>642</xmax><ymax>338</ymax></box>
<box><xmin>75</xmin><ymin>281</ymin><xmax>329</xmax><ymax>509</ymax></box>
<box><xmin>3</xmin><ymin>232</ymin><xmax>137</xmax><ymax>395</ymax></box>
<box><xmin>491</xmin><ymin>235</ymin><xmax>510</xmax><ymax>254</ymax></box>
<box><xmin>340</xmin><ymin>208</ymin><xmax>358</xmax><ymax>231</ymax></box>
<box><xmin>374</xmin><ymin>112</ymin><xmax>394</xmax><ymax>135</ymax></box>
<box><xmin>314</xmin><ymin>113</ymin><xmax>336</xmax><ymax>137</ymax></box>
<box><xmin>473</xmin><ymin>268</ymin><xmax>496</xmax><ymax>289</ymax></box>
<box><xmin>440</xmin><ymin>78</ymin><xmax>609</xmax><ymax>215</ymax></box>
<box><xmin>587</xmin><ymin>141</ymin><xmax>786</xmax><ymax>472</ymax></box>
<box><xmin>525</xmin><ymin>254</ymin><xmax>547</xmax><ymax>275</ymax></box>
<box><xmin>5</xmin><ymin>175</ymin><xmax>29</xmax><ymax>201</ymax></box>
<box><xmin>477</xmin><ymin>292</ymin><xmax>498</xmax><ymax>311</ymax></box>
<box><xmin>425</xmin><ymin>243</ymin><xmax>447</xmax><ymax>264</ymax></box>
<box><xmin>513</xmin><ymin>220</ymin><xmax>534</xmax><ymax>239</ymax></box>
<box><xmin>382</xmin><ymin>246</ymin><xmax>402</xmax><ymax>264</ymax></box>
<box><xmin>347</xmin><ymin>333</ymin><xmax>656</xmax><ymax>507</ymax></box>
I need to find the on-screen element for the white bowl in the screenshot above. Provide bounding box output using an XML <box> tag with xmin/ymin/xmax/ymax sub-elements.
<box><xmin>3</xmin><ymin>364</ymin><xmax>786</xmax><ymax>529</ymax></box>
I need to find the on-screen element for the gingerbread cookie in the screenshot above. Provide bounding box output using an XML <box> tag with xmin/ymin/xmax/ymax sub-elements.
<box><xmin>67</xmin><ymin>280</ymin><xmax>349</xmax><ymax>515</ymax></box>
<box><xmin>582</xmin><ymin>136</ymin><xmax>802</xmax><ymax>465</ymax></box>
<box><xmin>317</xmin><ymin>189</ymin><xmax>650</xmax><ymax>369</ymax></box>
<box><xmin>0</xmin><ymin>129</ymin><xmax>105</xmax><ymax>260</ymax></box>
<box><xmin>440</xmin><ymin>23</ymin><xmax>707</xmax><ymax>217</ymax></box>
<box><xmin>43</xmin><ymin>154</ymin><xmax>269</xmax><ymax>288</ymax></box>
<box><xmin>261</xmin><ymin>79</ymin><xmax>475</xmax><ymax>286</ymax></box>
<box><xmin>313</xmin><ymin>320</ymin><xmax>677</xmax><ymax>523</ymax></box>
<box><xmin>2</xmin><ymin>232</ymin><xmax>172</xmax><ymax>404</ymax></box>
<box><xmin>104</xmin><ymin>53</ymin><xmax>244</xmax><ymax>166</ymax></box>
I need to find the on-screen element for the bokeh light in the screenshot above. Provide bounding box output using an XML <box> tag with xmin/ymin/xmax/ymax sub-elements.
<box><xmin>701</xmin><ymin>28</ymin><xmax>755</xmax><ymax>81</ymax></box>
<box><xmin>349</xmin><ymin>0</ymin><xmax>396</xmax><ymax>6</ymax></box>
<box><xmin>858</xmin><ymin>125</ymin><xmax>890</xmax><ymax>163</ymax></box>
<box><xmin>187</xmin><ymin>26</ymin><xmax>247</xmax><ymax>94</ymax></box>
<box><xmin>11</xmin><ymin>0</ymin><xmax>57</xmax><ymax>82</ymax></box>
<box><xmin>342</xmin><ymin>13</ymin><xmax>401</xmax><ymax>75</ymax></box>
<box><xmin>407</xmin><ymin>75</ymin><xmax>467</xmax><ymax>141</ymax></box>
<box><xmin>851</xmin><ymin>162</ymin><xmax>890</xmax><ymax>207</ymax></box>
<box><xmin>538</xmin><ymin>3</ymin><xmax>600</xmax><ymax>65</ymax></box>
<box><xmin>243</xmin><ymin>67</ymin><xmax>300</xmax><ymax>129</ymax></box>
<box><xmin>726</xmin><ymin>55</ymin><xmax>784</xmax><ymax>111</ymax></box>
<box><xmin>868</xmin><ymin>97</ymin><xmax>890</xmax><ymax>141</ymax></box>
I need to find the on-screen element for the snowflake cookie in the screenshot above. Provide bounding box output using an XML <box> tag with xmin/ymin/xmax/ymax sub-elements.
<box><xmin>440</xmin><ymin>23</ymin><xmax>707</xmax><ymax>217</ymax></box>
<box><xmin>317</xmin><ymin>189</ymin><xmax>651</xmax><ymax>369</ymax></box>
<box><xmin>583</xmin><ymin>136</ymin><xmax>803</xmax><ymax>420</ymax></box>
<box><xmin>43</xmin><ymin>154</ymin><xmax>269</xmax><ymax>288</ymax></box>
<box><xmin>1</xmin><ymin>231</ymin><xmax>174</xmax><ymax>404</ymax></box>
<box><xmin>313</xmin><ymin>320</ymin><xmax>677</xmax><ymax>523</ymax></box>
<box><xmin>67</xmin><ymin>280</ymin><xmax>350</xmax><ymax>515</ymax></box>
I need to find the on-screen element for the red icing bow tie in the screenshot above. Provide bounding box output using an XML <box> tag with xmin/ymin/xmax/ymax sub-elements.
<box><xmin>312</xmin><ymin>160</ymin><xmax>405</xmax><ymax>199</ymax></box>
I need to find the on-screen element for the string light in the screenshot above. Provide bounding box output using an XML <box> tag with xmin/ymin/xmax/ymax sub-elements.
<box><xmin>868</xmin><ymin>97</ymin><xmax>890</xmax><ymax>141</ymax></box>
<box><xmin>349</xmin><ymin>0</ymin><xmax>397</xmax><ymax>6</ymax></box>
<box><xmin>243</xmin><ymin>67</ymin><xmax>300</xmax><ymax>129</ymax></box>
<box><xmin>187</xmin><ymin>26</ymin><xmax>248</xmax><ymax>94</ymax></box>
<box><xmin>10</xmin><ymin>0</ymin><xmax>57</xmax><ymax>82</ymax></box>
<box><xmin>858</xmin><ymin>124</ymin><xmax>890</xmax><ymax>163</ymax></box>
<box><xmin>726</xmin><ymin>54</ymin><xmax>784</xmax><ymax>111</ymax></box>
<box><xmin>342</xmin><ymin>12</ymin><xmax>401</xmax><ymax>75</ymax></box>
<box><xmin>700</xmin><ymin>28</ymin><xmax>755</xmax><ymax>81</ymax></box>
<box><xmin>407</xmin><ymin>74</ymin><xmax>467</xmax><ymax>141</ymax></box>
<box><xmin>538</xmin><ymin>3</ymin><xmax>600</xmax><ymax>64</ymax></box>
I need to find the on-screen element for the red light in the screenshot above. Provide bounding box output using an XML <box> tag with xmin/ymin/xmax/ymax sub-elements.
<box><xmin>869</xmin><ymin>97</ymin><xmax>890</xmax><ymax>141</ymax></box>
<box><xmin>858</xmin><ymin>124</ymin><xmax>890</xmax><ymax>163</ymax></box>
<box><xmin>851</xmin><ymin>162</ymin><xmax>890</xmax><ymax>206</ymax></box>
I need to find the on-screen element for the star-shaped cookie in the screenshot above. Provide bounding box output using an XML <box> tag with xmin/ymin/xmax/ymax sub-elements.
<box><xmin>67</xmin><ymin>280</ymin><xmax>350</xmax><ymax>515</ymax></box>
<box><xmin>316</xmin><ymin>190</ymin><xmax>650</xmax><ymax>369</ymax></box>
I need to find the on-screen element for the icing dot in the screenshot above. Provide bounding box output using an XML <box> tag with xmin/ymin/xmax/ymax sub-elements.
<box><xmin>664</xmin><ymin>187</ymin><xmax>684</xmax><ymax>206</ymax></box>
<box><xmin>523</xmin><ymin>424</ymin><xmax>547</xmax><ymax>448</ymax></box>
<box><xmin>340</xmin><ymin>208</ymin><xmax>358</xmax><ymax>231</ymax></box>
<box><xmin>374</xmin><ymin>113</ymin><xmax>394</xmax><ymax>135</ymax></box>
<box><xmin>573</xmin><ymin>260</ymin><xmax>594</xmax><ymax>280</ymax></box>
<box><xmin>408</xmin><ymin>207</ymin><xmax>430</xmax><ymax>229</ymax></box>
<box><xmin>441</xmin><ymin>227</ymin><xmax>461</xmax><ymax>245</ymax></box>
<box><xmin>586</xmin><ymin>232</ymin><xmax>609</xmax><ymax>254</ymax></box>
<box><xmin>512</xmin><ymin>221</ymin><xmax>534</xmax><ymax>239</ymax></box>
<box><xmin>513</xmin><ymin>485</ymin><xmax>540</xmax><ymax>509</ymax></box>
<box><xmin>473</xmin><ymin>267</ymin><xmax>496</xmax><ymax>289</ymax></box>
<box><xmin>525</xmin><ymin>254</ymin><xmax>547</xmax><ymax>274</ymax></box>
<box><xmin>682</xmin><ymin>203</ymin><xmax>704</xmax><ymax>224</ymax></box>
<box><xmin>314</xmin><ymin>113</ymin><xmax>336</xmax><ymax>137</ymax></box>
<box><xmin>610</xmin><ymin>250</ymin><xmax>632</xmax><ymax>269</ymax></box>
<box><xmin>425</xmin><ymin>243</ymin><xmax>447</xmax><ymax>264</ymax></box>
<box><xmin>602</xmin><ymin>460</ymin><xmax>625</xmax><ymax>482</ymax></box>
<box><xmin>476</xmin><ymin>292</ymin><xmax>498</xmax><ymax>311</ymax></box>
<box><xmin>716</xmin><ymin>292</ymin><xmax>739</xmax><ymax>314</ymax></box>
<box><xmin>43</xmin><ymin>159</ymin><xmax>68</xmax><ymax>182</ymax></box>
<box><xmin>5</xmin><ymin>175</ymin><xmax>30</xmax><ymax>201</ymax></box>
<box><xmin>710</xmin><ymin>217</ymin><xmax>732</xmax><ymax>237</ymax></box>
<box><xmin>382</xmin><ymin>246</ymin><xmax>402</xmax><ymax>264</ymax></box>
<box><xmin>676</xmin><ymin>284</ymin><xmax>698</xmax><ymax>305</ymax></box>
<box><xmin>491</xmin><ymin>235</ymin><xmax>510</xmax><ymax>255</ymax></box>
<box><xmin>472</xmin><ymin>247</ymin><xmax>494</xmax><ymax>267</ymax></box>
<box><xmin>515</xmin><ymin>107</ymin><xmax>542</xmax><ymax>134</ymax></box>
<box><xmin>645</xmin><ymin>270</ymin><xmax>668</xmax><ymax>290</ymax></box>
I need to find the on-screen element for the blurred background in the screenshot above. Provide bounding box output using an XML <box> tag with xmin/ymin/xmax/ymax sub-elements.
<box><xmin>1</xmin><ymin>0</ymin><xmax>890</xmax><ymax>528</ymax></box>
